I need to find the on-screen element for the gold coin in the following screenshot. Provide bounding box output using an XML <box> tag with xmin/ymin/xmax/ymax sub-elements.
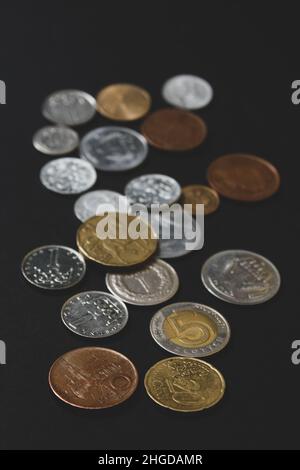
<box><xmin>144</xmin><ymin>357</ymin><xmax>225</xmax><ymax>412</ymax></box>
<box><xmin>76</xmin><ymin>213</ymin><xmax>157</xmax><ymax>267</ymax></box>
<box><xmin>181</xmin><ymin>185</ymin><xmax>220</xmax><ymax>215</ymax></box>
<box><xmin>96</xmin><ymin>84</ymin><xmax>151</xmax><ymax>121</ymax></box>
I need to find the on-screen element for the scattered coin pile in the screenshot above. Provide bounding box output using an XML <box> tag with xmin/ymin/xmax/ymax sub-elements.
<box><xmin>23</xmin><ymin>75</ymin><xmax>281</xmax><ymax>412</ymax></box>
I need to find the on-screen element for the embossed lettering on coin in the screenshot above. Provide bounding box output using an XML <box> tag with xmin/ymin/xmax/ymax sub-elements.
<box><xmin>181</xmin><ymin>185</ymin><xmax>220</xmax><ymax>215</ymax></box>
<box><xmin>125</xmin><ymin>174</ymin><xmax>181</xmax><ymax>207</ymax></box>
<box><xmin>33</xmin><ymin>126</ymin><xmax>79</xmax><ymax>155</ymax></box>
<box><xmin>162</xmin><ymin>75</ymin><xmax>213</xmax><ymax>110</ymax></box>
<box><xmin>42</xmin><ymin>90</ymin><xmax>96</xmax><ymax>126</ymax></box>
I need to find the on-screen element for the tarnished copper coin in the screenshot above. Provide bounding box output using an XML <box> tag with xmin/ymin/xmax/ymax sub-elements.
<box><xmin>207</xmin><ymin>154</ymin><xmax>280</xmax><ymax>201</ymax></box>
<box><xmin>141</xmin><ymin>108</ymin><xmax>207</xmax><ymax>151</ymax></box>
<box><xmin>49</xmin><ymin>347</ymin><xmax>138</xmax><ymax>409</ymax></box>
<box><xmin>181</xmin><ymin>185</ymin><xmax>220</xmax><ymax>215</ymax></box>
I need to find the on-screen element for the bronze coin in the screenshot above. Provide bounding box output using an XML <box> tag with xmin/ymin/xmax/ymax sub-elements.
<box><xmin>181</xmin><ymin>185</ymin><xmax>220</xmax><ymax>215</ymax></box>
<box><xmin>207</xmin><ymin>153</ymin><xmax>280</xmax><ymax>201</ymax></box>
<box><xmin>49</xmin><ymin>347</ymin><xmax>138</xmax><ymax>409</ymax></box>
<box><xmin>141</xmin><ymin>108</ymin><xmax>207</xmax><ymax>151</ymax></box>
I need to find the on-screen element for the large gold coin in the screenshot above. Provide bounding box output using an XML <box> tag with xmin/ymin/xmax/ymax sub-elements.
<box><xmin>181</xmin><ymin>184</ymin><xmax>220</xmax><ymax>215</ymax></box>
<box><xmin>76</xmin><ymin>213</ymin><xmax>157</xmax><ymax>267</ymax></box>
<box><xmin>96</xmin><ymin>84</ymin><xmax>151</xmax><ymax>121</ymax></box>
<box><xmin>144</xmin><ymin>357</ymin><xmax>225</xmax><ymax>412</ymax></box>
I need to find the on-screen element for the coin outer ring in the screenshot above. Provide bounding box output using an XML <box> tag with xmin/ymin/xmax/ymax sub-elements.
<box><xmin>144</xmin><ymin>357</ymin><xmax>225</xmax><ymax>412</ymax></box>
<box><xmin>32</xmin><ymin>126</ymin><xmax>79</xmax><ymax>156</ymax></box>
<box><xmin>42</xmin><ymin>89</ymin><xmax>96</xmax><ymax>126</ymax></box>
<box><xmin>150</xmin><ymin>302</ymin><xmax>230</xmax><ymax>357</ymax></box>
<box><xmin>61</xmin><ymin>290</ymin><xmax>129</xmax><ymax>338</ymax></box>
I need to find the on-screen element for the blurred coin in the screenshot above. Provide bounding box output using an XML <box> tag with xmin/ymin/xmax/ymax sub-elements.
<box><xmin>181</xmin><ymin>184</ymin><xmax>220</xmax><ymax>215</ymax></box>
<box><xmin>33</xmin><ymin>126</ymin><xmax>79</xmax><ymax>155</ymax></box>
<box><xmin>162</xmin><ymin>75</ymin><xmax>213</xmax><ymax>109</ymax></box>
<box><xmin>125</xmin><ymin>174</ymin><xmax>181</xmax><ymax>207</ymax></box>
<box><xmin>42</xmin><ymin>89</ymin><xmax>96</xmax><ymax>126</ymax></box>
<box><xmin>74</xmin><ymin>190</ymin><xmax>129</xmax><ymax>222</ymax></box>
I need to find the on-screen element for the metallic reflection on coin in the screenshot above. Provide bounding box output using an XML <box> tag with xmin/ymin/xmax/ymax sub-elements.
<box><xmin>33</xmin><ymin>126</ymin><xmax>79</xmax><ymax>155</ymax></box>
<box><xmin>201</xmin><ymin>250</ymin><xmax>281</xmax><ymax>305</ymax></box>
<box><xmin>49</xmin><ymin>347</ymin><xmax>138</xmax><ymax>409</ymax></box>
<box><xmin>40</xmin><ymin>157</ymin><xmax>97</xmax><ymax>194</ymax></box>
<box><xmin>181</xmin><ymin>185</ymin><xmax>220</xmax><ymax>215</ymax></box>
<box><xmin>61</xmin><ymin>291</ymin><xmax>128</xmax><ymax>338</ymax></box>
<box><xmin>42</xmin><ymin>90</ymin><xmax>96</xmax><ymax>126</ymax></box>
<box><xmin>80</xmin><ymin>126</ymin><xmax>148</xmax><ymax>171</ymax></box>
<box><xmin>21</xmin><ymin>245</ymin><xmax>86</xmax><ymax>290</ymax></box>
<box><xmin>125</xmin><ymin>174</ymin><xmax>181</xmax><ymax>207</ymax></box>
<box><xmin>74</xmin><ymin>190</ymin><xmax>130</xmax><ymax>222</ymax></box>
<box><xmin>144</xmin><ymin>357</ymin><xmax>225</xmax><ymax>412</ymax></box>
<box><xmin>150</xmin><ymin>302</ymin><xmax>230</xmax><ymax>357</ymax></box>
<box><xmin>162</xmin><ymin>75</ymin><xmax>213</xmax><ymax>110</ymax></box>
<box><xmin>106</xmin><ymin>259</ymin><xmax>179</xmax><ymax>306</ymax></box>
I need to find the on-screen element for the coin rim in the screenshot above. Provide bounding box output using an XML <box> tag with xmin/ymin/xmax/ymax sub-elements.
<box><xmin>32</xmin><ymin>125</ymin><xmax>79</xmax><ymax>156</ymax></box>
<box><xmin>42</xmin><ymin>89</ymin><xmax>96</xmax><ymax>126</ymax></box>
<box><xmin>162</xmin><ymin>74</ymin><xmax>213</xmax><ymax>110</ymax></box>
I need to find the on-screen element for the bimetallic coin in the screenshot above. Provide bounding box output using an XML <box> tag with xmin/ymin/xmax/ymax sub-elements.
<box><xmin>21</xmin><ymin>245</ymin><xmax>86</xmax><ymax>290</ymax></box>
<box><xmin>61</xmin><ymin>291</ymin><xmax>128</xmax><ymax>338</ymax></box>
<box><xmin>49</xmin><ymin>347</ymin><xmax>138</xmax><ymax>409</ymax></box>
<box><xmin>162</xmin><ymin>75</ymin><xmax>213</xmax><ymax>110</ymax></box>
<box><xmin>150</xmin><ymin>302</ymin><xmax>230</xmax><ymax>357</ymax></box>
<box><xmin>201</xmin><ymin>250</ymin><xmax>281</xmax><ymax>305</ymax></box>
<box><xmin>33</xmin><ymin>126</ymin><xmax>79</xmax><ymax>155</ymax></box>
<box><xmin>42</xmin><ymin>89</ymin><xmax>96</xmax><ymax>126</ymax></box>
<box><xmin>74</xmin><ymin>190</ymin><xmax>130</xmax><ymax>222</ymax></box>
<box><xmin>181</xmin><ymin>185</ymin><xmax>220</xmax><ymax>215</ymax></box>
<box><xmin>80</xmin><ymin>126</ymin><xmax>148</xmax><ymax>171</ymax></box>
<box><xmin>105</xmin><ymin>259</ymin><xmax>179</xmax><ymax>306</ymax></box>
<box><xmin>96</xmin><ymin>83</ymin><xmax>151</xmax><ymax>121</ymax></box>
<box><xmin>40</xmin><ymin>157</ymin><xmax>97</xmax><ymax>195</ymax></box>
<box><xmin>125</xmin><ymin>174</ymin><xmax>181</xmax><ymax>207</ymax></box>
<box><xmin>144</xmin><ymin>357</ymin><xmax>225</xmax><ymax>412</ymax></box>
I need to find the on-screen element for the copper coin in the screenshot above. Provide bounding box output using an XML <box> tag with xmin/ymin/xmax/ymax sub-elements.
<box><xmin>49</xmin><ymin>347</ymin><xmax>138</xmax><ymax>409</ymax></box>
<box><xmin>181</xmin><ymin>185</ymin><xmax>220</xmax><ymax>215</ymax></box>
<box><xmin>207</xmin><ymin>153</ymin><xmax>280</xmax><ymax>201</ymax></box>
<box><xmin>141</xmin><ymin>108</ymin><xmax>207</xmax><ymax>151</ymax></box>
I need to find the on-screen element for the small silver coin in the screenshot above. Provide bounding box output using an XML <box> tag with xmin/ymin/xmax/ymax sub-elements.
<box><xmin>42</xmin><ymin>89</ymin><xmax>96</xmax><ymax>126</ymax></box>
<box><xmin>150</xmin><ymin>302</ymin><xmax>230</xmax><ymax>357</ymax></box>
<box><xmin>105</xmin><ymin>259</ymin><xmax>179</xmax><ymax>306</ymax></box>
<box><xmin>162</xmin><ymin>74</ymin><xmax>213</xmax><ymax>110</ymax></box>
<box><xmin>80</xmin><ymin>126</ymin><xmax>148</xmax><ymax>171</ymax></box>
<box><xmin>40</xmin><ymin>157</ymin><xmax>97</xmax><ymax>195</ymax></box>
<box><xmin>125</xmin><ymin>174</ymin><xmax>181</xmax><ymax>207</ymax></box>
<box><xmin>201</xmin><ymin>250</ymin><xmax>281</xmax><ymax>305</ymax></box>
<box><xmin>74</xmin><ymin>190</ymin><xmax>130</xmax><ymax>222</ymax></box>
<box><xmin>33</xmin><ymin>126</ymin><xmax>79</xmax><ymax>155</ymax></box>
<box><xmin>21</xmin><ymin>245</ymin><xmax>86</xmax><ymax>290</ymax></box>
<box><xmin>61</xmin><ymin>291</ymin><xmax>128</xmax><ymax>338</ymax></box>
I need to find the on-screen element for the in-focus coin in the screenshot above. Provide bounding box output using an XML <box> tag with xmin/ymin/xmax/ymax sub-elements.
<box><xmin>40</xmin><ymin>157</ymin><xmax>97</xmax><ymax>194</ymax></box>
<box><xmin>144</xmin><ymin>357</ymin><xmax>225</xmax><ymax>412</ymax></box>
<box><xmin>21</xmin><ymin>245</ymin><xmax>86</xmax><ymax>290</ymax></box>
<box><xmin>162</xmin><ymin>75</ymin><xmax>213</xmax><ymax>110</ymax></box>
<box><xmin>181</xmin><ymin>185</ymin><xmax>220</xmax><ymax>215</ymax></box>
<box><xmin>61</xmin><ymin>291</ymin><xmax>128</xmax><ymax>338</ymax></box>
<box><xmin>150</xmin><ymin>302</ymin><xmax>230</xmax><ymax>357</ymax></box>
<box><xmin>106</xmin><ymin>259</ymin><xmax>179</xmax><ymax>306</ymax></box>
<box><xmin>201</xmin><ymin>250</ymin><xmax>281</xmax><ymax>305</ymax></box>
<box><xmin>49</xmin><ymin>347</ymin><xmax>138</xmax><ymax>409</ymax></box>
<box><xmin>125</xmin><ymin>174</ymin><xmax>181</xmax><ymax>207</ymax></box>
<box><xmin>207</xmin><ymin>154</ymin><xmax>280</xmax><ymax>201</ymax></box>
<box><xmin>141</xmin><ymin>108</ymin><xmax>207</xmax><ymax>151</ymax></box>
<box><xmin>80</xmin><ymin>126</ymin><xmax>148</xmax><ymax>171</ymax></box>
<box><xmin>96</xmin><ymin>83</ymin><xmax>151</xmax><ymax>121</ymax></box>
<box><xmin>42</xmin><ymin>89</ymin><xmax>96</xmax><ymax>126</ymax></box>
<box><xmin>33</xmin><ymin>126</ymin><xmax>79</xmax><ymax>155</ymax></box>
<box><xmin>77</xmin><ymin>213</ymin><xmax>157</xmax><ymax>267</ymax></box>
<box><xmin>74</xmin><ymin>190</ymin><xmax>130</xmax><ymax>222</ymax></box>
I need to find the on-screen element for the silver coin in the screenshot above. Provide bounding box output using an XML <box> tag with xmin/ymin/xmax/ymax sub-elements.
<box><xmin>33</xmin><ymin>126</ymin><xmax>79</xmax><ymax>155</ymax></box>
<box><xmin>125</xmin><ymin>174</ymin><xmax>181</xmax><ymax>207</ymax></box>
<box><xmin>61</xmin><ymin>291</ymin><xmax>128</xmax><ymax>338</ymax></box>
<box><xmin>162</xmin><ymin>74</ymin><xmax>213</xmax><ymax>110</ymax></box>
<box><xmin>42</xmin><ymin>89</ymin><xmax>96</xmax><ymax>126</ymax></box>
<box><xmin>40</xmin><ymin>157</ymin><xmax>97</xmax><ymax>195</ymax></box>
<box><xmin>201</xmin><ymin>250</ymin><xmax>281</xmax><ymax>305</ymax></box>
<box><xmin>21</xmin><ymin>245</ymin><xmax>86</xmax><ymax>290</ymax></box>
<box><xmin>74</xmin><ymin>190</ymin><xmax>130</xmax><ymax>222</ymax></box>
<box><xmin>105</xmin><ymin>259</ymin><xmax>179</xmax><ymax>306</ymax></box>
<box><xmin>80</xmin><ymin>126</ymin><xmax>148</xmax><ymax>171</ymax></box>
<box><xmin>150</xmin><ymin>302</ymin><xmax>230</xmax><ymax>357</ymax></box>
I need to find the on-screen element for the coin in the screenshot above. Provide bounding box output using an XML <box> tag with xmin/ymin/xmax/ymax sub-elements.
<box><xmin>162</xmin><ymin>75</ymin><xmax>213</xmax><ymax>109</ymax></box>
<box><xmin>61</xmin><ymin>291</ymin><xmax>128</xmax><ymax>338</ymax></box>
<box><xmin>49</xmin><ymin>347</ymin><xmax>138</xmax><ymax>409</ymax></box>
<box><xmin>74</xmin><ymin>190</ymin><xmax>130</xmax><ymax>222</ymax></box>
<box><xmin>150</xmin><ymin>302</ymin><xmax>230</xmax><ymax>357</ymax></box>
<box><xmin>125</xmin><ymin>174</ymin><xmax>181</xmax><ymax>207</ymax></box>
<box><xmin>207</xmin><ymin>153</ymin><xmax>280</xmax><ymax>201</ymax></box>
<box><xmin>181</xmin><ymin>185</ymin><xmax>220</xmax><ymax>215</ymax></box>
<box><xmin>21</xmin><ymin>245</ymin><xmax>86</xmax><ymax>290</ymax></box>
<box><xmin>105</xmin><ymin>259</ymin><xmax>179</xmax><ymax>306</ymax></box>
<box><xmin>33</xmin><ymin>126</ymin><xmax>79</xmax><ymax>155</ymax></box>
<box><xmin>40</xmin><ymin>157</ymin><xmax>97</xmax><ymax>194</ymax></box>
<box><xmin>201</xmin><ymin>250</ymin><xmax>281</xmax><ymax>304</ymax></box>
<box><xmin>96</xmin><ymin>83</ymin><xmax>151</xmax><ymax>121</ymax></box>
<box><xmin>141</xmin><ymin>108</ymin><xmax>207</xmax><ymax>151</ymax></box>
<box><xmin>42</xmin><ymin>89</ymin><xmax>96</xmax><ymax>126</ymax></box>
<box><xmin>144</xmin><ymin>357</ymin><xmax>225</xmax><ymax>412</ymax></box>
<box><xmin>80</xmin><ymin>126</ymin><xmax>148</xmax><ymax>171</ymax></box>
<box><xmin>76</xmin><ymin>213</ymin><xmax>157</xmax><ymax>267</ymax></box>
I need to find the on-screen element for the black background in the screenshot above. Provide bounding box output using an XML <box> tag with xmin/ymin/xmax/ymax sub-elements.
<box><xmin>0</xmin><ymin>1</ymin><xmax>299</xmax><ymax>450</ymax></box>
